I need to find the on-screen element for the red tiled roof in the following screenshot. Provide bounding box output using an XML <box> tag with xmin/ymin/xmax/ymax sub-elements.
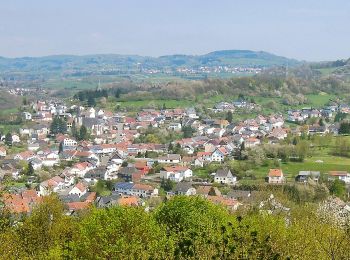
<box><xmin>268</xmin><ymin>169</ymin><xmax>283</xmax><ymax>177</ymax></box>
<box><xmin>118</xmin><ymin>196</ymin><xmax>139</xmax><ymax>206</ymax></box>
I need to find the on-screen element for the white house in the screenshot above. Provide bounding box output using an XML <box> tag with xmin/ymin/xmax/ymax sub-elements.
<box><xmin>158</xmin><ymin>154</ymin><xmax>181</xmax><ymax>164</ymax></box>
<box><xmin>173</xmin><ymin>182</ymin><xmax>196</xmax><ymax>196</ymax></box>
<box><xmin>328</xmin><ymin>171</ymin><xmax>350</xmax><ymax>184</ymax></box>
<box><xmin>69</xmin><ymin>182</ymin><xmax>88</xmax><ymax>197</ymax></box>
<box><xmin>160</xmin><ymin>166</ymin><xmax>193</xmax><ymax>183</ymax></box>
<box><xmin>267</xmin><ymin>169</ymin><xmax>285</xmax><ymax>184</ymax></box>
<box><xmin>63</xmin><ymin>138</ymin><xmax>77</xmax><ymax>149</ymax></box>
<box><xmin>22</xmin><ymin>112</ymin><xmax>32</xmax><ymax>121</ymax></box>
<box><xmin>211</xmin><ymin>147</ymin><xmax>228</xmax><ymax>162</ymax></box>
<box><xmin>214</xmin><ymin>168</ymin><xmax>237</xmax><ymax>185</ymax></box>
<box><xmin>114</xmin><ymin>182</ymin><xmax>158</xmax><ymax>198</ymax></box>
<box><xmin>38</xmin><ymin>176</ymin><xmax>65</xmax><ymax>196</ymax></box>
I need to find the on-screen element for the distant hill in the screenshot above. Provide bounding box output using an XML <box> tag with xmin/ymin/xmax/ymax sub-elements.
<box><xmin>0</xmin><ymin>50</ymin><xmax>300</xmax><ymax>80</ymax></box>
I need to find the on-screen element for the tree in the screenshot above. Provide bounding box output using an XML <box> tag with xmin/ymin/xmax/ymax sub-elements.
<box><xmin>115</xmin><ymin>89</ymin><xmax>121</xmax><ymax>99</ymax></box>
<box><xmin>329</xmin><ymin>179</ymin><xmax>346</xmax><ymax>198</ymax></box>
<box><xmin>72</xmin><ymin>206</ymin><xmax>169</xmax><ymax>259</ymax></box>
<box><xmin>339</xmin><ymin>122</ymin><xmax>350</xmax><ymax>134</ymax></box>
<box><xmin>71</xmin><ymin>121</ymin><xmax>78</xmax><ymax>139</ymax></box>
<box><xmin>319</xmin><ymin>118</ymin><xmax>324</xmax><ymax>126</ymax></box>
<box><xmin>121</xmin><ymin>161</ymin><xmax>128</xmax><ymax>167</ymax></box>
<box><xmin>168</xmin><ymin>142</ymin><xmax>174</xmax><ymax>152</ymax></box>
<box><xmin>226</xmin><ymin>111</ymin><xmax>233</xmax><ymax>123</ymax></box>
<box><xmin>334</xmin><ymin>112</ymin><xmax>347</xmax><ymax>122</ymax></box>
<box><xmin>87</xmin><ymin>96</ymin><xmax>96</xmax><ymax>107</ymax></box>
<box><xmin>208</xmin><ymin>186</ymin><xmax>216</xmax><ymax>196</ymax></box>
<box><xmin>50</xmin><ymin>116</ymin><xmax>67</xmax><ymax>135</ymax></box>
<box><xmin>182</xmin><ymin>126</ymin><xmax>194</xmax><ymax>138</ymax></box>
<box><xmin>27</xmin><ymin>162</ymin><xmax>34</xmax><ymax>175</ymax></box>
<box><xmin>160</xmin><ymin>178</ymin><xmax>174</xmax><ymax>191</ymax></box>
<box><xmin>58</xmin><ymin>142</ymin><xmax>64</xmax><ymax>154</ymax></box>
<box><xmin>5</xmin><ymin>133</ymin><xmax>12</xmax><ymax>146</ymax></box>
<box><xmin>79</xmin><ymin>125</ymin><xmax>88</xmax><ymax>141</ymax></box>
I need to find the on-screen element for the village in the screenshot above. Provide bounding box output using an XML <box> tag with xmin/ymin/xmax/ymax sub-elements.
<box><xmin>1</xmin><ymin>97</ymin><xmax>350</xmax><ymax>216</ymax></box>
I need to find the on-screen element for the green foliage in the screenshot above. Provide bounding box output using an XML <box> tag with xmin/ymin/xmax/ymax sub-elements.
<box><xmin>1</xmin><ymin>196</ymin><xmax>350</xmax><ymax>259</ymax></box>
<box><xmin>329</xmin><ymin>179</ymin><xmax>346</xmax><ymax>198</ymax></box>
<box><xmin>73</xmin><ymin>206</ymin><xmax>170</xmax><ymax>259</ymax></box>
<box><xmin>334</xmin><ymin>112</ymin><xmax>347</xmax><ymax>122</ymax></box>
<box><xmin>226</xmin><ymin>110</ymin><xmax>233</xmax><ymax>123</ymax></box>
<box><xmin>339</xmin><ymin>121</ymin><xmax>350</xmax><ymax>134</ymax></box>
<box><xmin>160</xmin><ymin>178</ymin><xmax>174</xmax><ymax>191</ymax></box>
<box><xmin>79</xmin><ymin>125</ymin><xmax>88</xmax><ymax>141</ymax></box>
<box><xmin>50</xmin><ymin>116</ymin><xmax>67</xmax><ymax>135</ymax></box>
<box><xmin>182</xmin><ymin>125</ymin><xmax>195</xmax><ymax>138</ymax></box>
<box><xmin>5</xmin><ymin>132</ymin><xmax>12</xmax><ymax>146</ymax></box>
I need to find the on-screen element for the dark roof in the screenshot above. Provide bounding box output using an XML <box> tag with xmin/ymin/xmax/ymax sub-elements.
<box><xmin>216</xmin><ymin>168</ymin><xmax>233</xmax><ymax>178</ymax></box>
<box><xmin>119</xmin><ymin>166</ymin><xmax>138</xmax><ymax>175</ymax></box>
<box><xmin>114</xmin><ymin>182</ymin><xmax>134</xmax><ymax>190</ymax></box>
<box><xmin>173</xmin><ymin>182</ymin><xmax>194</xmax><ymax>193</ymax></box>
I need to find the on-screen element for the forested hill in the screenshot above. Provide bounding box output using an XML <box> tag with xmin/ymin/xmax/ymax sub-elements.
<box><xmin>0</xmin><ymin>50</ymin><xmax>299</xmax><ymax>79</ymax></box>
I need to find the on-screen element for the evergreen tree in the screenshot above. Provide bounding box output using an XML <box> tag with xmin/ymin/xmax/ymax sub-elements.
<box><xmin>115</xmin><ymin>89</ymin><xmax>121</xmax><ymax>99</ymax></box>
<box><xmin>59</xmin><ymin>142</ymin><xmax>64</xmax><ymax>153</ymax></box>
<box><xmin>28</xmin><ymin>162</ymin><xmax>34</xmax><ymax>175</ymax></box>
<box><xmin>5</xmin><ymin>133</ymin><xmax>12</xmax><ymax>146</ymax></box>
<box><xmin>168</xmin><ymin>143</ymin><xmax>174</xmax><ymax>152</ymax></box>
<box><xmin>87</xmin><ymin>96</ymin><xmax>96</xmax><ymax>107</ymax></box>
<box><xmin>226</xmin><ymin>111</ymin><xmax>233</xmax><ymax>123</ymax></box>
<box><xmin>79</xmin><ymin>125</ymin><xmax>88</xmax><ymax>141</ymax></box>
<box><xmin>71</xmin><ymin>121</ymin><xmax>78</xmax><ymax>139</ymax></box>
<box><xmin>182</xmin><ymin>126</ymin><xmax>194</xmax><ymax>138</ymax></box>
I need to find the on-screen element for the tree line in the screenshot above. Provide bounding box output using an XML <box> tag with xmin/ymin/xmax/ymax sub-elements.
<box><xmin>0</xmin><ymin>195</ymin><xmax>349</xmax><ymax>259</ymax></box>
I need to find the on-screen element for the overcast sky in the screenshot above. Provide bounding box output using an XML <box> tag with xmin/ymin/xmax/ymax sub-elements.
<box><xmin>1</xmin><ymin>0</ymin><xmax>349</xmax><ymax>61</ymax></box>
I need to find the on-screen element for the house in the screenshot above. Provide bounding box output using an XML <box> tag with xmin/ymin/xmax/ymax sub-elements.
<box><xmin>168</xmin><ymin>122</ymin><xmax>182</xmax><ymax>131</ymax></box>
<box><xmin>84</xmin><ymin>167</ymin><xmax>107</xmax><ymax>182</ymax></box>
<box><xmin>207</xmin><ymin>196</ymin><xmax>241</xmax><ymax>211</ymax></box>
<box><xmin>96</xmin><ymin>194</ymin><xmax>120</xmax><ymax>208</ymax></box>
<box><xmin>295</xmin><ymin>171</ymin><xmax>320</xmax><ymax>183</ymax></box>
<box><xmin>0</xmin><ymin>146</ymin><xmax>6</xmax><ymax>157</ymax></box>
<box><xmin>328</xmin><ymin>171</ymin><xmax>350</xmax><ymax>184</ymax></box>
<box><xmin>2</xmin><ymin>190</ymin><xmax>41</xmax><ymax>214</ymax></box>
<box><xmin>245</xmin><ymin>137</ymin><xmax>261</xmax><ymax>148</ymax></box>
<box><xmin>214</xmin><ymin>168</ymin><xmax>237</xmax><ymax>185</ymax></box>
<box><xmin>117</xmin><ymin>196</ymin><xmax>139</xmax><ymax>206</ymax></box>
<box><xmin>267</xmin><ymin>169</ymin><xmax>285</xmax><ymax>184</ymax></box>
<box><xmin>70</xmin><ymin>162</ymin><xmax>94</xmax><ymax>178</ymax></box>
<box><xmin>196</xmin><ymin>186</ymin><xmax>221</xmax><ymax>197</ymax></box>
<box><xmin>38</xmin><ymin>176</ymin><xmax>65</xmax><ymax>196</ymax></box>
<box><xmin>158</xmin><ymin>154</ymin><xmax>181</xmax><ymax>164</ymax></box>
<box><xmin>14</xmin><ymin>150</ymin><xmax>36</xmax><ymax>161</ymax></box>
<box><xmin>172</xmin><ymin>182</ymin><xmax>196</xmax><ymax>196</ymax></box>
<box><xmin>69</xmin><ymin>182</ymin><xmax>88</xmax><ymax>197</ymax></box>
<box><xmin>211</xmin><ymin>147</ymin><xmax>229</xmax><ymax>162</ymax></box>
<box><xmin>118</xmin><ymin>166</ymin><xmax>141</xmax><ymax>182</ymax></box>
<box><xmin>194</xmin><ymin>157</ymin><xmax>204</xmax><ymax>167</ymax></box>
<box><xmin>11</xmin><ymin>134</ymin><xmax>21</xmax><ymax>144</ymax></box>
<box><xmin>62</xmin><ymin>138</ymin><xmax>77</xmax><ymax>150</ymax></box>
<box><xmin>114</xmin><ymin>182</ymin><xmax>158</xmax><ymax>198</ymax></box>
<box><xmin>160</xmin><ymin>166</ymin><xmax>193</xmax><ymax>182</ymax></box>
<box><xmin>22</xmin><ymin>112</ymin><xmax>32</xmax><ymax>121</ymax></box>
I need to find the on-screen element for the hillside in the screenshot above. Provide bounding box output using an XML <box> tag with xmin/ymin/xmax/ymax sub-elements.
<box><xmin>0</xmin><ymin>50</ymin><xmax>299</xmax><ymax>81</ymax></box>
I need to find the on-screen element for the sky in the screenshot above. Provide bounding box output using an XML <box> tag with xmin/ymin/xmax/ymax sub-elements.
<box><xmin>1</xmin><ymin>0</ymin><xmax>350</xmax><ymax>61</ymax></box>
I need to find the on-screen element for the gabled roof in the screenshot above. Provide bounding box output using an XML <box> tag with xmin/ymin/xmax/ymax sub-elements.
<box><xmin>268</xmin><ymin>169</ymin><xmax>283</xmax><ymax>177</ymax></box>
<box><xmin>173</xmin><ymin>182</ymin><xmax>194</xmax><ymax>193</ymax></box>
<box><xmin>329</xmin><ymin>171</ymin><xmax>349</xmax><ymax>176</ymax></box>
<box><xmin>216</xmin><ymin>168</ymin><xmax>234</xmax><ymax>178</ymax></box>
